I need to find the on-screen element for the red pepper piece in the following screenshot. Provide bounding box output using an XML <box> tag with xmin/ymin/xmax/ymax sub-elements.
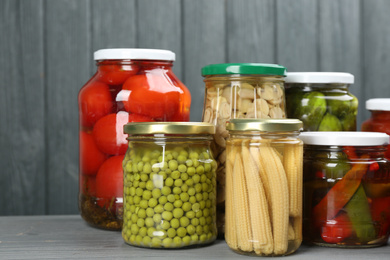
<box><xmin>343</xmin><ymin>146</ymin><xmax>358</xmax><ymax>160</ymax></box>
<box><xmin>369</xmin><ymin>162</ymin><xmax>380</xmax><ymax>172</ymax></box>
<box><xmin>313</xmin><ymin>154</ymin><xmax>370</xmax><ymax>221</ymax></box>
<box><xmin>321</xmin><ymin>212</ymin><xmax>353</xmax><ymax>243</ymax></box>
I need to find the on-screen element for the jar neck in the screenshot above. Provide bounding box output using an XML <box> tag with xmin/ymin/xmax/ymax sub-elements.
<box><xmin>285</xmin><ymin>83</ymin><xmax>350</xmax><ymax>92</ymax></box>
<box><xmin>128</xmin><ymin>134</ymin><xmax>213</xmax><ymax>142</ymax></box>
<box><xmin>96</xmin><ymin>60</ymin><xmax>173</xmax><ymax>70</ymax></box>
<box><xmin>304</xmin><ymin>145</ymin><xmax>387</xmax><ymax>160</ymax></box>
<box><xmin>204</xmin><ymin>75</ymin><xmax>284</xmax><ymax>84</ymax></box>
<box><xmin>371</xmin><ymin>110</ymin><xmax>390</xmax><ymax>120</ymax></box>
<box><xmin>229</xmin><ymin>131</ymin><xmax>301</xmax><ymax>140</ymax></box>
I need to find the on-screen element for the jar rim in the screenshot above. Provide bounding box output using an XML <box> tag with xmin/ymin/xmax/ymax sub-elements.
<box><xmin>124</xmin><ymin>122</ymin><xmax>215</xmax><ymax>135</ymax></box>
<box><xmin>201</xmin><ymin>63</ymin><xmax>286</xmax><ymax>77</ymax></box>
<box><xmin>226</xmin><ymin>119</ymin><xmax>303</xmax><ymax>132</ymax></box>
<box><xmin>285</xmin><ymin>72</ymin><xmax>354</xmax><ymax>84</ymax></box>
<box><xmin>94</xmin><ymin>48</ymin><xmax>175</xmax><ymax>61</ymax></box>
<box><xmin>299</xmin><ymin>131</ymin><xmax>389</xmax><ymax>146</ymax></box>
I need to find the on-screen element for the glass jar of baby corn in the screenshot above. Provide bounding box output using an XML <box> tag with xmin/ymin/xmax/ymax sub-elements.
<box><xmin>225</xmin><ymin>119</ymin><xmax>303</xmax><ymax>256</ymax></box>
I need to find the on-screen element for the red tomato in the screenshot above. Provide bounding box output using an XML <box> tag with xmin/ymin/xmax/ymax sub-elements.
<box><xmin>321</xmin><ymin>212</ymin><xmax>353</xmax><ymax>243</ymax></box>
<box><xmin>96</xmin><ymin>155</ymin><xmax>124</xmax><ymax>210</ymax></box>
<box><xmin>79</xmin><ymin>131</ymin><xmax>107</xmax><ymax>175</ymax></box>
<box><xmin>122</xmin><ymin>74</ymin><xmax>180</xmax><ymax>119</ymax></box>
<box><xmin>98</xmin><ymin>64</ymin><xmax>139</xmax><ymax>85</ymax></box>
<box><xmin>92</xmin><ymin>112</ymin><xmax>129</xmax><ymax>155</ymax></box>
<box><xmin>128</xmin><ymin>113</ymin><xmax>155</xmax><ymax>122</ymax></box>
<box><xmin>79</xmin><ymin>81</ymin><xmax>113</xmax><ymax>127</ymax></box>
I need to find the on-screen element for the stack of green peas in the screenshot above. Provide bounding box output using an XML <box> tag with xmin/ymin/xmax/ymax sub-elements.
<box><xmin>122</xmin><ymin>144</ymin><xmax>217</xmax><ymax>248</ymax></box>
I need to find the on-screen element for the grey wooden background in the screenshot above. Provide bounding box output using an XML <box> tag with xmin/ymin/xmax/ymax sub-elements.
<box><xmin>1</xmin><ymin>0</ymin><xmax>390</xmax><ymax>216</ymax></box>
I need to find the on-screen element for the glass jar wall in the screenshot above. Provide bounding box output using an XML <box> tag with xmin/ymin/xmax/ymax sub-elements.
<box><xmin>225</xmin><ymin>119</ymin><xmax>303</xmax><ymax>256</ymax></box>
<box><xmin>300</xmin><ymin>132</ymin><xmax>390</xmax><ymax>248</ymax></box>
<box><xmin>78</xmin><ymin>49</ymin><xmax>191</xmax><ymax>230</ymax></box>
<box><xmin>201</xmin><ymin>63</ymin><xmax>287</xmax><ymax>234</ymax></box>
<box><xmin>285</xmin><ymin>72</ymin><xmax>357</xmax><ymax>131</ymax></box>
<box><xmin>122</xmin><ymin>122</ymin><xmax>217</xmax><ymax>248</ymax></box>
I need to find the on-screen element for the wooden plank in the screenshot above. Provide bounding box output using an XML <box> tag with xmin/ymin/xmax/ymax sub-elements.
<box><xmin>91</xmin><ymin>0</ymin><xmax>136</xmax><ymax>72</ymax></box>
<box><xmin>362</xmin><ymin>0</ymin><xmax>390</xmax><ymax>124</ymax></box>
<box><xmin>137</xmin><ymin>0</ymin><xmax>182</xmax><ymax>79</ymax></box>
<box><xmin>183</xmin><ymin>0</ymin><xmax>226</xmax><ymax>121</ymax></box>
<box><xmin>318</xmin><ymin>0</ymin><xmax>363</xmax><ymax>128</ymax></box>
<box><xmin>276</xmin><ymin>0</ymin><xmax>318</xmax><ymax>71</ymax></box>
<box><xmin>226</xmin><ymin>0</ymin><xmax>276</xmax><ymax>63</ymax></box>
<box><xmin>45</xmin><ymin>0</ymin><xmax>90</xmax><ymax>214</ymax></box>
<box><xmin>0</xmin><ymin>0</ymin><xmax>45</xmax><ymax>215</ymax></box>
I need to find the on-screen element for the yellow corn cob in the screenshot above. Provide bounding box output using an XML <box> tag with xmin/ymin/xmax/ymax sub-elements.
<box><xmin>225</xmin><ymin>143</ymin><xmax>238</xmax><ymax>250</ymax></box>
<box><xmin>288</xmin><ymin>219</ymin><xmax>295</xmax><ymax>240</ymax></box>
<box><xmin>259</xmin><ymin>144</ymin><xmax>289</xmax><ymax>255</ymax></box>
<box><xmin>233</xmin><ymin>152</ymin><xmax>253</xmax><ymax>252</ymax></box>
<box><xmin>242</xmin><ymin>144</ymin><xmax>273</xmax><ymax>255</ymax></box>
<box><xmin>283</xmin><ymin>143</ymin><xmax>303</xmax><ymax>217</ymax></box>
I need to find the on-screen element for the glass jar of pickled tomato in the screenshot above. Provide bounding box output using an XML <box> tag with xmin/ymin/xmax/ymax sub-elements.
<box><xmin>122</xmin><ymin>122</ymin><xmax>217</xmax><ymax>248</ymax></box>
<box><xmin>225</xmin><ymin>119</ymin><xmax>303</xmax><ymax>256</ymax></box>
<box><xmin>78</xmin><ymin>48</ymin><xmax>191</xmax><ymax>230</ymax></box>
<box><xmin>362</xmin><ymin>98</ymin><xmax>390</xmax><ymax>159</ymax></box>
<box><xmin>201</xmin><ymin>63</ymin><xmax>287</xmax><ymax>234</ymax></box>
<box><xmin>300</xmin><ymin>132</ymin><xmax>390</xmax><ymax>248</ymax></box>
<box><xmin>285</xmin><ymin>72</ymin><xmax>357</xmax><ymax>131</ymax></box>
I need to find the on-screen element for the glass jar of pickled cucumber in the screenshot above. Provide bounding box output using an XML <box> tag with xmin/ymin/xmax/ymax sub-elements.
<box><xmin>122</xmin><ymin>122</ymin><xmax>217</xmax><ymax>248</ymax></box>
<box><xmin>299</xmin><ymin>132</ymin><xmax>390</xmax><ymax>248</ymax></box>
<box><xmin>285</xmin><ymin>72</ymin><xmax>357</xmax><ymax>131</ymax></box>
<box><xmin>78</xmin><ymin>48</ymin><xmax>191</xmax><ymax>230</ymax></box>
<box><xmin>201</xmin><ymin>63</ymin><xmax>287</xmax><ymax>234</ymax></box>
<box><xmin>225</xmin><ymin>119</ymin><xmax>303</xmax><ymax>256</ymax></box>
<box><xmin>362</xmin><ymin>99</ymin><xmax>390</xmax><ymax>159</ymax></box>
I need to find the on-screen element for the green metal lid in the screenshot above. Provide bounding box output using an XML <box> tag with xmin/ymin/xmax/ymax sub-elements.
<box><xmin>124</xmin><ymin>122</ymin><xmax>216</xmax><ymax>135</ymax></box>
<box><xmin>226</xmin><ymin>119</ymin><xmax>303</xmax><ymax>132</ymax></box>
<box><xmin>201</xmin><ymin>63</ymin><xmax>287</xmax><ymax>76</ymax></box>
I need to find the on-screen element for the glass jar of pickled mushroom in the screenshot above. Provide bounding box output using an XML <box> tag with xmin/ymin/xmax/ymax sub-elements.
<box><xmin>225</xmin><ymin>119</ymin><xmax>303</xmax><ymax>256</ymax></box>
<box><xmin>201</xmin><ymin>63</ymin><xmax>287</xmax><ymax>234</ymax></box>
<box><xmin>285</xmin><ymin>72</ymin><xmax>357</xmax><ymax>131</ymax></box>
<box><xmin>362</xmin><ymin>98</ymin><xmax>390</xmax><ymax>159</ymax></box>
<box><xmin>122</xmin><ymin>122</ymin><xmax>217</xmax><ymax>248</ymax></box>
<box><xmin>300</xmin><ymin>132</ymin><xmax>390</xmax><ymax>248</ymax></box>
<box><xmin>78</xmin><ymin>48</ymin><xmax>191</xmax><ymax>230</ymax></box>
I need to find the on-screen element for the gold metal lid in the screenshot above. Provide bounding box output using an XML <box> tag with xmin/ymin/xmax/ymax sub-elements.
<box><xmin>226</xmin><ymin>119</ymin><xmax>303</xmax><ymax>132</ymax></box>
<box><xmin>124</xmin><ymin>122</ymin><xmax>216</xmax><ymax>135</ymax></box>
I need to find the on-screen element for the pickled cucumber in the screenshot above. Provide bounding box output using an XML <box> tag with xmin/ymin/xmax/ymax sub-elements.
<box><xmin>122</xmin><ymin>145</ymin><xmax>217</xmax><ymax>248</ymax></box>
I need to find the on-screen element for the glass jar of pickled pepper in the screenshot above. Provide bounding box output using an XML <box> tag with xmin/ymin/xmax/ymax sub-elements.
<box><xmin>285</xmin><ymin>72</ymin><xmax>357</xmax><ymax>131</ymax></box>
<box><xmin>225</xmin><ymin>119</ymin><xmax>303</xmax><ymax>256</ymax></box>
<box><xmin>300</xmin><ymin>132</ymin><xmax>390</xmax><ymax>248</ymax></box>
<box><xmin>122</xmin><ymin>122</ymin><xmax>217</xmax><ymax>248</ymax></box>
<box><xmin>201</xmin><ymin>63</ymin><xmax>287</xmax><ymax>234</ymax></box>
<box><xmin>362</xmin><ymin>98</ymin><xmax>390</xmax><ymax>159</ymax></box>
<box><xmin>78</xmin><ymin>48</ymin><xmax>191</xmax><ymax>230</ymax></box>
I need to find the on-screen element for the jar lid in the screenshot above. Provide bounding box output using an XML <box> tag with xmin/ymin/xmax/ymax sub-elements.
<box><xmin>94</xmin><ymin>48</ymin><xmax>175</xmax><ymax>61</ymax></box>
<box><xmin>366</xmin><ymin>98</ymin><xmax>390</xmax><ymax>111</ymax></box>
<box><xmin>285</xmin><ymin>72</ymin><xmax>354</xmax><ymax>84</ymax></box>
<box><xmin>201</xmin><ymin>63</ymin><xmax>287</xmax><ymax>76</ymax></box>
<box><xmin>226</xmin><ymin>119</ymin><xmax>303</xmax><ymax>132</ymax></box>
<box><xmin>299</xmin><ymin>132</ymin><xmax>389</xmax><ymax>146</ymax></box>
<box><xmin>124</xmin><ymin>122</ymin><xmax>215</xmax><ymax>135</ymax></box>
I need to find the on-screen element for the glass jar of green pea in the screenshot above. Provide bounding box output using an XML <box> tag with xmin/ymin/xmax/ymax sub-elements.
<box><xmin>122</xmin><ymin>122</ymin><xmax>218</xmax><ymax>248</ymax></box>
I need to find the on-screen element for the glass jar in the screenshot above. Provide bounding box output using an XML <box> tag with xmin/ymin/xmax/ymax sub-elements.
<box><xmin>362</xmin><ymin>99</ymin><xmax>390</xmax><ymax>159</ymax></box>
<box><xmin>285</xmin><ymin>72</ymin><xmax>357</xmax><ymax>131</ymax></box>
<box><xmin>201</xmin><ymin>63</ymin><xmax>287</xmax><ymax>234</ymax></box>
<box><xmin>78</xmin><ymin>48</ymin><xmax>191</xmax><ymax>230</ymax></box>
<box><xmin>225</xmin><ymin>119</ymin><xmax>303</xmax><ymax>256</ymax></box>
<box><xmin>122</xmin><ymin>122</ymin><xmax>217</xmax><ymax>248</ymax></box>
<box><xmin>300</xmin><ymin>132</ymin><xmax>390</xmax><ymax>248</ymax></box>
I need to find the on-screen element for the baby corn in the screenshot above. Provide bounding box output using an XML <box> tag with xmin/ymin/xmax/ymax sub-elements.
<box><xmin>225</xmin><ymin>144</ymin><xmax>238</xmax><ymax>249</ymax></box>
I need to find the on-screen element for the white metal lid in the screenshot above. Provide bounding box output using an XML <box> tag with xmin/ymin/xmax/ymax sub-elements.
<box><xmin>299</xmin><ymin>131</ymin><xmax>389</xmax><ymax>146</ymax></box>
<box><xmin>366</xmin><ymin>98</ymin><xmax>390</xmax><ymax>111</ymax></box>
<box><xmin>94</xmin><ymin>48</ymin><xmax>175</xmax><ymax>61</ymax></box>
<box><xmin>285</xmin><ymin>72</ymin><xmax>354</xmax><ymax>84</ymax></box>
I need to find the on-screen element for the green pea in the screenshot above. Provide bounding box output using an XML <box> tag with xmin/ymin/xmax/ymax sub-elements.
<box><xmin>196</xmin><ymin>225</ymin><xmax>203</xmax><ymax>235</ymax></box>
<box><xmin>137</xmin><ymin>208</ymin><xmax>146</xmax><ymax>218</ymax></box>
<box><xmin>152</xmin><ymin>188</ymin><xmax>161</xmax><ymax>199</ymax></box>
<box><xmin>178</xmin><ymin>164</ymin><xmax>187</xmax><ymax>173</ymax></box>
<box><xmin>131</xmin><ymin>224</ymin><xmax>139</xmax><ymax>235</ymax></box>
<box><xmin>192</xmin><ymin>159</ymin><xmax>200</xmax><ymax>167</ymax></box>
<box><xmin>161</xmin><ymin>186</ymin><xmax>171</xmax><ymax>196</ymax></box>
<box><xmin>195</xmin><ymin>193</ymin><xmax>203</xmax><ymax>202</ymax></box>
<box><xmin>133</xmin><ymin>180</ymin><xmax>139</xmax><ymax>188</ymax></box>
<box><xmin>169</xmin><ymin>160</ymin><xmax>178</xmax><ymax>171</ymax></box>
<box><xmin>180</xmin><ymin>216</ymin><xmax>190</xmax><ymax>227</ymax></box>
<box><xmin>158</xmin><ymin>195</ymin><xmax>167</xmax><ymax>205</ymax></box>
<box><xmin>153</xmin><ymin>214</ymin><xmax>162</xmax><ymax>223</ymax></box>
<box><xmin>145</xmin><ymin>218</ymin><xmax>154</xmax><ymax>227</ymax></box>
<box><xmin>199</xmin><ymin>217</ymin><xmax>206</xmax><ymax>226</ymax></box>
<box><xmin>137</xmin><ymin>218</ymin><xmax>145</xmax><ymax>227</ymax></box>
<box><xmin>177</xmin><ymin>155</ymin><xmax>187</xmax><ymax>164</ymax></box>
<box><xmin>164</xmin><ymin>202</ymin><xmax>174</xmax><ymax>212</ymax></box>
<box><xmin>137</xmin><ymin>162</ymin><xmax>144</xmax><ymax>172</ymax></box>
<box><xmin>171</xmin><ymin>171</ymin><xmax>181</xmax><ymax>180</ymax></box>
<box><xmin>167</xmin><ymin>228</ymin><xmax>176</xmax><ymax>238</ymax></box>
<box><xmin>174</xmin><ymin>179</ymin><xmax>183</xmax><ymax>187</ymax></box>
<box><xmin>139</xmin><ymin>200</ymin><xmax>147</xmax><ymax>209</ymax></box>
<box><xmin>142</xmin><ymin>236</ymin><xmax>152</xmax><ymax>245</ymax></box>
<box><xmin>162</xmin><ymin>237</ymin><xmax>173</xmax><ymax>248</ymax></box>
<box><xmin>192</xmin><ymin>174</ymin><xmax>200</xmax><ymax>184</ymax></box>
<box><xmin>191</xmin><ymin>218</ymin><xmax>199</xmax><ymax>226</ymax></box>
<box><xmin>182</xmin><ymin>235</ymin><xmax>191</xmax><ymax>246</ymax></box>
<box><xmin>162</xmin><ymin>211</ymin><xmax>173</xmax><ymax>221</ymax></box>
<box><xmin>185</xmin><ymin>210</ymin><xmax>195</xmax><ymax>218</ymax></box>
<box><xmin>173</xmin><ymin>236</ymin><xmax>182</xmax><ymax>246</ymax></box>
<box><xmin>147</xmin><ymin>227</ymin><xmax>156</xmax><ymax>237</ymax></box>
<box><xmin>181</xmin><ymin>184</ymin><xmax>188</xmax><ymax>192</ymax></box>
<box><xmin>186</xmin><ymin>225</ymin><xmax>196</xmax><ymax>235</ymax></box>
<box><xmin>180</xmin><ymin>193</ymin><xmax>189</xmax><ymax>202</ymax></box>
<box><xmin>195</xmin><ymin>183</ymin><xmax>202</xmax><ymax>193</ymax></box>
<box><xmin>142</xmin><ymin>190</ymin><xmax>152</xmax><ymax>200</ymax></box>
<box><xmin>196</xmin><ymin>165</ymin><xmax>205</xmax><ymax>175</ymax></box>
<box><xmin>169</xmin><ymin>219</ymin><xmax>178</xmax><ymax>230</ymax></box>
<box><xmin>139</xmin><ymin>226</ymin><xmax>147</xmax><ymax>237</ymax></box>
<box><xmin>129</xmin><ymin>187</ymin><xmax>136</xmax><ymax>196</ymax></box>
<box><xmin>173</xmin><ymin>187</ymin><xmax>181</xmax><ymax>195</ymax></box>
<box><xmin>138</xmin><ymin>181</ymin><xmax>146</xmax><ymax>189</ymax></box>
<box><xmin>191</xmin><ymin>234</ymin><xmax>199</xmax><ymax>242</ymax></box>
<box><xmin>167</xmin><ymin>194</ymin><xmax>175</xmax><ymax>203</ymax></box>
<box><xmin>136</xmin><ymin>187</ymin><xmax>143</xmax><ymax>197</ymax></box>
<box><xmin>173</xmin><ymin>208</ymin><xmax>184</xmax><ymax>218</ymax></box>
<box><xmin>161</xmin><ymin>220</ymin><xmax>171</xmax><ymax>230</ymax></box>
<box><xmin>200</xmin><ymin>174</ymin><xmax>207</xmax><ymax>183</ymax></box>
<box><xmin>206</xmin><ymin>216</ymin><xmax>212</xmax><ymax>225</ymax></box>
<box><xmin>186</xmin><ymin>159</ymin><xmax>193</xmax><ymax>167</ymax></box>
<box><xmin>187</xmin><ymin>167</ymin><xmax>196</xmax><ymax>176</ymax></box>
<box><xmin>192</xmin><ymin>203</ymin><xmax>200</xmax><ymax>212</ymax></box>
<box><xmin>146</xmin><ymin>180</ymin><xmax>154</xmax><ymax>191</ymax></box>
<box><xmin>181</xmin><ymin>172</ymin><xmax>189</xmax><ymax>181</ymax></box>
<box><xmin>195</xmin><ymin>210</ymin><xmax>203</xmax><ymax>218</ymax></box>
<box><xmin>131</xmin><ymin>214</ymin><xmax>138</xmax><ymax>223</ymax></box>
<box><xmin>146</xmin><ymin>208</ymin><xmax>154</xmax><ymax>217</ymax></box>
<box><xmin>143</xmin><ymin>163</ymin><xmax>152</xmax><ymax>173</ymax></box>
<box><xmin>173</xmin><ymin>200</ymin><xmax>183</xmax><ymax>208</ymax></box>
<box><xmin>204</xmin><ymin>163</ymin><xmax>211</xmax><ymax>173</ymax></box>
<box><xmin>154</xmin><ymin>204</ymin><xmax>164</xmax><ymax>214</ymax></box>
<box><xmin>177</xmin><ymin>227</ymin><xmax>187</xmax><ymax>238</ymax></box>
<box><xmin>165</xmin><ymin>177</ymin><xmax>174</xmax><ymax>187</ymax></box>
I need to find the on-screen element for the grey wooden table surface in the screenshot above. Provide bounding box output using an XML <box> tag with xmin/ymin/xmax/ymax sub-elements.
<box><xmin>0</xmin><ymin>215</ymin><xmax>389</xmax><ymax>259</ymax></box>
